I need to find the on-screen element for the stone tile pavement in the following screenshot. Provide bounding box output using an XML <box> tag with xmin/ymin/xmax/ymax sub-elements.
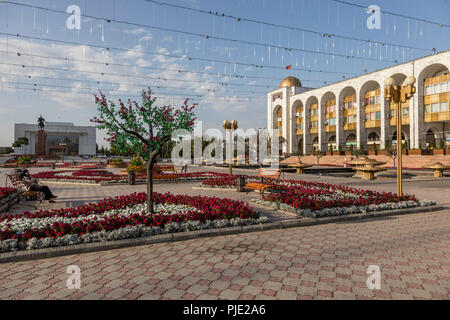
<box><xmin>1</xmin><ymin>165</ymin><xmax>449</xmax><ymax>300</ymax></box>
<box><xmin>0</xmin><ymin>210</ymin><xmax>449</xmax><ymax>300</ymax></box>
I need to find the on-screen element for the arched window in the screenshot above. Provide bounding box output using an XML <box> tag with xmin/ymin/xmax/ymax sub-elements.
<box><xmin>426</xmin><ymin>129</ymin><xmax>436</xmax><ymax>148</ymax></box>
<box><xmin>312</xmin><ymin>137</ymin><xmax>319</xmax><ymax>150</ymax></box>
<box><xmin>346</xmin><ymin>134</ymin><xmax>357</xmax><ymax>143</ymax></box>
<box><xmin>368</xmin><ymin>132</ymin><xmax>380</xmax><ymax>142</ymax></box>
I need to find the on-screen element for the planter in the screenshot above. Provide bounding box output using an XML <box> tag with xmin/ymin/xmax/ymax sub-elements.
<box><xmin>401</xmin><ymin>150</ymin><xmax>408</xmax><ymax>155</ymax></box>
<box><xmin>408</xmin><ymin>149</ymin><xmax>422</xmax><ymax>155</ymax></box>
<box><xmin>377</xmin><ymin>150</ymin><xmax>387</xmax><ymax>156</ymax></box>
<box><xmin>433</xmin><ymin>149</ymin><xmax>445</xmax><ymax>155</ymax></box>
<box><xmin>345</xmin><ymin>151</ymin><xmax>352</xmax><ymax>155</ymax></box>
<box><xmin>326</xmin><ymin>151</ymin><xmax>333</xmax><ymax>156</ymax></box>
<box><xmin>368</xmin><ymin>150</ymin><xmax>378</xmax><ymax>156</ymax></box>
<box><xmin>338</xmin><ymin>151</ymin><xmax>346</xmax><ymax>156</ymax></box>
<box><xmin>128</xmin><ymin>171</ymin><xmax>136</xmax><ymax>185</ymax></box>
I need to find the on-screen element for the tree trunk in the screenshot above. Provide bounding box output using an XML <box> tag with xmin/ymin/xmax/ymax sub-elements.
<box><xmin>146</xmin><ymin>151</ymin><xmax>159</xmax><ymax>215</ymax></box>
<box><xmin>146</xmin><ymin>157</ymin><xmax>155</xmax><ymax>215</ymax></box>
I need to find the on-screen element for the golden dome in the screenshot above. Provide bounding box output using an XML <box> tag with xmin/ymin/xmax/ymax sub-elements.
<box><xmin>280</xmin><ymin>76</ymin><xmax>302</xmax><ymax>88</ymax></box>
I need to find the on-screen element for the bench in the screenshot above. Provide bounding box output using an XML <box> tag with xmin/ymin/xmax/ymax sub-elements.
<box><xmin>7</xmin><ymin>173</ymin><xmax>44</xmax><ymax>208</ymax></box>
<box><xmin>244</xmin><ymin>168</ymin><xmax>281</xmax><ymax>193</ymax></box>
<box><xmin>152</xmin><ymin>164</ymin><xmax>178</xmax><ymax>180</ymax></box>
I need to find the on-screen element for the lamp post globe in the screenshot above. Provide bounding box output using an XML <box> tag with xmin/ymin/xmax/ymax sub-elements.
<box><xmin>384</xmin><ymin>77</ymin><xmax>395</xmax><ymax>87</ymax></box>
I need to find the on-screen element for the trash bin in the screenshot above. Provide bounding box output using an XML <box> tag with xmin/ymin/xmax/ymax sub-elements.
<box><xmin>236</xmin><ymin>175</ymin><xmax>246</xmax><ymax>192</ymax></box>
<box><xmin>128</xmin><ymin>171</ymin><xmax>136</xmax><ymax>185</ymax></box>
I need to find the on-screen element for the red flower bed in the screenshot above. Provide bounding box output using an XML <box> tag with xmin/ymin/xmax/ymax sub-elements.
<box><xmin>0</xmin><ymin>187</ymin><xmax>17</xmax><ymax>200</ymax></box>
<box><xmin>32</xmin><ymin>170</ymin><xmax>230</xmax><ymax>183</ymax></box>
<box><xmin>202</xmin><ymin>175</ymin><xmax>418</xmax><ymax>211</ymax></box>
<box><xmin>262</xmin><ymin>181</ymin><xmax>418</xmax><ymax>211</ymax></box>
<box><xmin>0</xmin><ymin>192</ymin><xmax>258</xmax><ymax>242</ymax></box>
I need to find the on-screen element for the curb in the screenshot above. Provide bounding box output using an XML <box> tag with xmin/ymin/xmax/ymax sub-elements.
<box><xmin>0</xmin><ymin>204</ymin><xmax>447</xmax><ymax>264</ymax></box>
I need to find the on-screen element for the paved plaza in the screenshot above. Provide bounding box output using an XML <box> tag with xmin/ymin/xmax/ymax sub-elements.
<box><xmin>0</xmin><ymin>166</ymin><xmax>449</xmax><ymax>300</ymax></box>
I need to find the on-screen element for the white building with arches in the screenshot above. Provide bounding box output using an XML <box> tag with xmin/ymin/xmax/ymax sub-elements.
<box><xmin>268</xmin><ymin>50</ymin><xmax>450</xmax><ymax>155</ymax></box>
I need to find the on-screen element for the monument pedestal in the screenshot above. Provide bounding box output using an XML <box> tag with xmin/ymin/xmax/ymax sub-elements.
<box><xmin>36</xmin><ymin>130</ymin><xmax>47</xmax><ymax>156</ymax></box>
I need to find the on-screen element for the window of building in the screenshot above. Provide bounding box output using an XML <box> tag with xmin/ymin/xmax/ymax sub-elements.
<box><xmin>425</xmin><ymin>104</ymin><xmax>430</xmax><ymax>113</ymax></box>
<box><xmin>376</xmin><ymin>111</ymin><xmax>381</xmax><ymax>119</ymax></box>
<box><xmin>375</xmin><ymin>96</ymin><xmax>381</xmax><ymax>104</ymax></box>
<box><xmin>441</xmin><ymin>101</ymin><xmax>449</xmax><ymax>112</ymax></box>
<box><xmin>402</xmin><ymin>108</ymin><xmax>409</xmax><ymax>117</ymax></box>
<box><xmin>433</xmin><ymin>83</ymin><xmax>440</xmax><ymax>94</ymax></box>
<box><xmin>431</xmin><ymin>103</ymin><xmax>439</xmax><ymax>113</ymax></box>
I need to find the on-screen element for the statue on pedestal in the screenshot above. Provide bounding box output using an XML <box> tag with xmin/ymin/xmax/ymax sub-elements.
<box><xmin>37</xmin><ymin>115</ymin><xmax>46</xmax><ymax>131</ymax></box>
<box><xmin>36</xmin><ymin>115</ymin><xmax>47</xmax><ymax>156</ymax></box>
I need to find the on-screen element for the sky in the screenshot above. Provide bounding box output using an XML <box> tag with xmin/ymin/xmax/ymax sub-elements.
<box><xmin>0</xmin><ymin>0</ymin><xmax>449</xmax><ymax>148</ymax></box>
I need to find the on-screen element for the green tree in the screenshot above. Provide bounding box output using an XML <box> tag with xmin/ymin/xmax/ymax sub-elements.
<box><xmin>12</xmin><ymin>137</ymin><xmax>29</xmax><ymax>155</ymax></box>
<box><xmin>91</xmin><ymin>88</ymin><xmax>197</xmax><ymax>214</ymax></box>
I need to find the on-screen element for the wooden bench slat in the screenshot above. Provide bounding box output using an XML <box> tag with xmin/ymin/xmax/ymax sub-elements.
<box><xmin>244</xmin><ymin>168</ymin><xmax>281</xmax><ymax>192</ymax></box>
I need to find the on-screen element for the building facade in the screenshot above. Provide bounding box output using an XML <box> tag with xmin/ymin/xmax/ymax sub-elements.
<box><xmin>14</xmin><ymin>122</ymin><xmax>96</xmax><ymax>156</ymax></box>
<box><xmin>268</xmin><ymin>50</ymin><xmax>450</xmax><ymax>155</ymax></box>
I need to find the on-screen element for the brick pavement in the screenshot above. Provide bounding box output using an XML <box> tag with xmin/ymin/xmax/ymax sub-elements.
<box><xmin>0</xmin><ymin>210</ymin><xmax>449</xmax><ymax>300</ymax></box>
<box><xmin>1</xmin><ymin>165</ymin><xmax>449</xmax><ymax>300</ymax></box>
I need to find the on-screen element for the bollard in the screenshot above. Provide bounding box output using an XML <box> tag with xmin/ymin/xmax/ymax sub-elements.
<box><xmin>236</xmin><ymin>175</ymin><xmax>246</xmax><ymax>192</ymax></box>
<box><xmin>128</xmin><ymin>171</ymin><xmax>136</xmax><ymax>185</ymax></box>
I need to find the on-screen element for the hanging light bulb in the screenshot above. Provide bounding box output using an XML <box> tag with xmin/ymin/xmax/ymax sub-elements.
<box><xmin>407</xmin><ymin>19</ymin><xmax>410</xmax><ymax>40</ymax></box>
<box><xmin>386</xmin><ymin>15</ymin><xmax>389</xmax><ymax>36</ymax></box>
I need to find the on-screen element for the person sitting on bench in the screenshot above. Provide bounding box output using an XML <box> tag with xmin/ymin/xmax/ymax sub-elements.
<box><xmin>19</xmin><ymin>169</ymin><xmax>58</xmax><ymax>203</ymax></box>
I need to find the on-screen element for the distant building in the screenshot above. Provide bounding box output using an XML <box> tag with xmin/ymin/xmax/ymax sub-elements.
<box><xmin>268</xmin><ymin>50</ymin><xmax>450</xmax><ymax>154</ymax></box>
<box><xmin>14</xmin><ymin>122</ymin><xmax>96</xmax><ymax>156</ymax></box>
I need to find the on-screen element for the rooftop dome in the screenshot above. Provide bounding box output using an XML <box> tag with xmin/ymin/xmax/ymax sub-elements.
<box><xmin>280</xmin><ymin>76</ymin><xmax>302</xmax><ymax>88</ymax></box>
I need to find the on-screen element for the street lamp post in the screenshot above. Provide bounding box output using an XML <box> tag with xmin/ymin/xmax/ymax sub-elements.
<box><xmin>384</xmin><ymin>76</ymin><xmax>416</xmax><ymax>197</ymax></box>
<box><xmin>223</xmin><ymin>120</ymin><xmax>238</xmax><ymax>175</ymax></box>
<box><xmin>59</xmin><ymin>142</ymin><xmax>67</xmax><ymax>162</ymax></box>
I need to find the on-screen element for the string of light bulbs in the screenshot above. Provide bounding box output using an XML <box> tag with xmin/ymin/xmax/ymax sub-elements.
<box><xmin>0</xmin><ymin>32</ymin><xmax>357</xmax><ymax>75</ymax></box>
<box><xmin>0</xmin><ymin>80</ymin><xmax>264</xmax><ymax>103</ymax></box>
<box><xmin>331</xmin><ymin>0</ymin><xmax>450</xmax><ymax>28</ymax></box>
<box><xmin>0</xmin><ymin>50</ymin><xmax>325</xmax><ymax>85</ymax></box>
<box><xmin>142</xmin><ymin>0</ymin><xmax>437</xmax><ymax>52</ymax></box>
<box><xmin>0</xmin><ymin>71</ymin><xmax>268</xmax><ymax>96</ymax></box>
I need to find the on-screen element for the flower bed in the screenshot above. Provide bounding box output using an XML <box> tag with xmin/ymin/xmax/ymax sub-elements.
<box><xmin>0</xmin><ymin>188</ymin><xmax>18</xmax><ymax>213</ymax></box>
<box><xmin>0</xmin><ymin>192</ymin><xmax>268</xmax><ymax>252</ymax></box>
<box><xmin>0</xmin><ymin>188</ymin><xmax>16</xmax><ymax>201</ymax></box>
<box><xmin>33</xmin><ymin>170</ymin><xmax>230</xmax><ymax>184</ymax></box>
<box><xmin>201</xmin><ymin>175</ymin><xmax>434</xmax><ymax>218</ymax></box>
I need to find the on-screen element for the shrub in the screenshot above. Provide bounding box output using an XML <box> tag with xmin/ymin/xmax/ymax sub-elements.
<box><xmin>18</xmin><ymin>156</ymin><xmax>32</xmax><ymax>165</ymax></box>
<box><xmin>113</xmin><ymin>158</ymin><xmax>124</xmax><ymax>166</ymax></box>
<box><xmin>127</xmin><ymin>157</ymin><xmax>145</xmax><ymax>172</ymax></box>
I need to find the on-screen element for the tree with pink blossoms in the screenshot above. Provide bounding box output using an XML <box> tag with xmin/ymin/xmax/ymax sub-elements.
<box><xmin>91</xmin><ymin>88</ymin><xmax>197</xmax><ymax>214</ymax></box>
